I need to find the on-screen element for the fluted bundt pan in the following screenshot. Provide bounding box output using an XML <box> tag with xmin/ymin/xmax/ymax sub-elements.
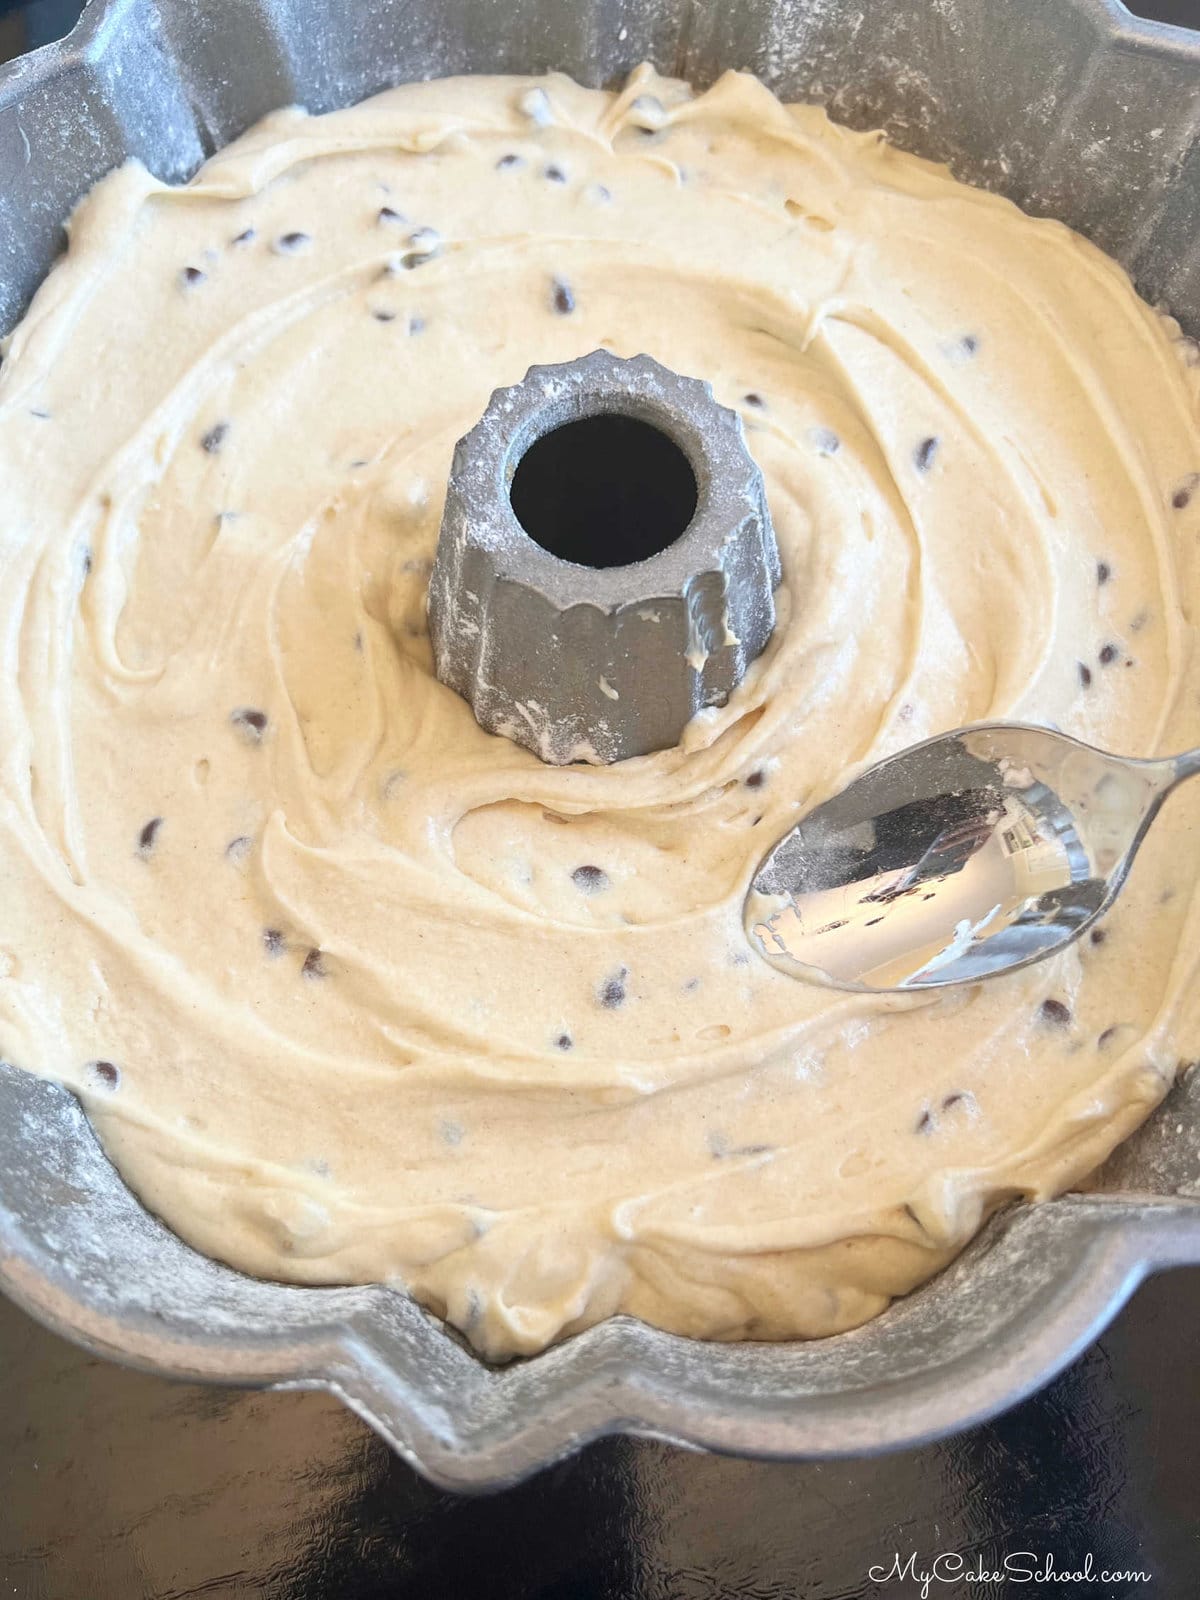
<box><xmin>428</xmin><ymin>351</ymin><xmax>780</xmax><ymax>764</ymax></box>
<box><xmin>0</xmin><ymin>0</ymin><xmax>1198</xmax><ymax>1493</ymax></box>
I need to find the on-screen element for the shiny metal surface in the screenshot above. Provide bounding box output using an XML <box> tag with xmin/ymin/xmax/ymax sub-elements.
<box><xmin>428</xmin><ymin>350</ymin><xmax>779</xmax><ymax>764</ymax></box>
<box><xmin>0</xmin><ymin>0</ymin><xmax>1198</xmax><ymax>1493</ymax></box>
<box><xmin>747</xmin><ymin>725</ymin><xmax>1200</xmax><ymax>991</ymax></box>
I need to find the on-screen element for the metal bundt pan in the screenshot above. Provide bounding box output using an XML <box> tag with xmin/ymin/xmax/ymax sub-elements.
<box><xmin>1</xmin><ymin>0</ymin><xmax>1198</xmax><ymax>1492</ymax></box>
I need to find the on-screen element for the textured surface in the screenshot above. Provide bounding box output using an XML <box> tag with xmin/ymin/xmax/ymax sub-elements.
<box><xmin>0</xmin><ymin>0</ymin><xmax>1199</xmax><ymax>1493</ymax></box>
<box><xmin>429</xmin><ymin>350</ymin><xmax>779</xmax><ymax>762</ymax></box>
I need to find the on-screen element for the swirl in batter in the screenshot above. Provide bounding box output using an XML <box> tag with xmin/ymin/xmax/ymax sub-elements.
<box><xmin>1</xmin><ymin>67</ymin><xmax>1198</xmax><ymax>1358</ymax></box>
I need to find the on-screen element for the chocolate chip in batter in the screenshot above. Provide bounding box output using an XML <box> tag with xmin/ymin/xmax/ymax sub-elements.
<box><xmin>597</xmin><ymin>967</ymin><xmax>628</xmax><ymax>1009</ymax></box>
<box><xmin>200</xmin><ymin>421</ymin><xmax>229</xmax><ymax>454</ymax></box>
<box><xmin>915</xmin><ymin>1108</ymin><xmax>934</xmax><ymax>1134</ymax></box>
<box><xmin>496</xmin><ymin>152</ymin><xmax>526</xmax><ymax>171</ymax></box>
<box><xmin>85</xmin><ymin>1059</ymin><xmax>121</xmax><ymax>1091</ymax></box>
<box><xmin>942</xmin><ymin>1092</ymin><xmax>971</xmax><ymax>1112</ymax></box>
<box><xmin>1099</xmin><ymin>642</ymin><xmax>1119</xmax><ymax>666</ymax></box>
<box><xmin>543</xmin><ymin>163</ymin><xmax>568</xmax><ymax>184</ymax></box>
<box><xmin>1078</xmin><ymin>661</ymin><xmax>1093</xmax><ymax>689</ymax></box>
<box><xmin>1039</xmin><ymin>997</ymin><xmax>1071</xmax><ymax>1027</ymax></box>
<box><xmin>232</xmin><ymin>227</ymin><xmax>257</xmax><ymax>246</ymax></box>
<box><xmin>960</xmin><ymin>333</ymin><xmax>979</xmax><ymax>357</ymax></box>
<box><xmin>1097</xmin><ymin>560</ymin><xmax>1112</xmax><ymax>585</ymax></box>
<box><xmin>811</xmin><ymin>427</ymin><xmax>841</xmax><ymax>456</ymax></box>
<box><xmin>571</xmin><ymin>864</ymin><xmax>610</xmax><ymax>894</ymax></box>
<box><xmin>274</xmin><ymin>231</ymin><xmax>312</xmax><ymax>254</ymax></box>
<box><xmin>230</xmin><ymin>706</ymin><xmax>268</xmax><ymax>742</ymax></box>
<box><xmin>395</xmin><ymin>226</ymin><xmax>441</xmax><ymax>269</ymax></box>
<box><xmin>1090</xmin><ymin>927</ymin><xmax>1107</xmax><ymax>946</ymax></box>
<box><xmin>378</xmin><ymin>205</ymin><xmax>406</xmax><ymax>224</ymax></box>
<box><xmin>555</xmin><ymin>1032</ymin><xmax>573</xmax><ymax>1051</ymax></box>
<box><xmin>1172</xmin><ymin>480</ymin><xmax>1194</xmax><ymax>510</ymax></box>
<box><xmin>80</xmin><ymin>548</ymin><xmax>93</xmax><ymax>577</ymax></box>
<box><xmin>914</xmin><ymin>436</ymin><xmax>940</xmax><ymax>473</ymax></box>
<box><xmin>137</xmin><ymin>817</ymin><xmax>163</xmax><ymax>856</ymax></box>
<box><xmin>302</xmin><ymin>948</ymin><xmax>327</xmax><ymax>980</ymax></box>
<box><xmin>1098</xmin><ymin>1025</ymin><xmax>1120</xmax><ymax>1049</ymax></box>
<box><xmin>551</xmin><ymin>277</ymin><xmax>576</xmax><ymax>314</ymax></box>
<box><xmin>372</xmin><ymin>308</ymin><xmax>397</xmax><ymax>322</ymax></box>
<box><xmin>262</xmin><ymin>928</ymin><xmax>286</xmax><ymax>957</ymax></box>
<box><xmin>743</xmin><ymin>392</ymin><xmax>766</xmax><ymax>409</ymax></box>
<box><xmin>180</xmin><ymin>266</ymin><xmax>207</xmax><ymax>288</ymax></box>
<box><xmin>225</xmin><ymin>834</ymin><xmax>253</xmax><ymax>863</ymax></box>
<box><xmin>745</xmin><ymin>769</ymin><xmax>766</xmax><ymax>789</ymax></box>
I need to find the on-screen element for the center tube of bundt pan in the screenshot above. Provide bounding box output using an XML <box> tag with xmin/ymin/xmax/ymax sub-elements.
<box><xmin>427</xmin><ymin>350</ymin><xmax>781</xmax><ymax>764</ymax></box>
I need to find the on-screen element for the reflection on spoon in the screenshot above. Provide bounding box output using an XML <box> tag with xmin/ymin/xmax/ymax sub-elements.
<box><xmin>745</xmin><ymin>723</ymin><xmax>1200</xmax><ymax>992</ymax></box>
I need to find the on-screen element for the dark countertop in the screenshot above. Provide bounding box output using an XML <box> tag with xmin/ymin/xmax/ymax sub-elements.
<box><xmin>3</xmin><ymin>1271</ymin><xmax>1199</xmax><ymax>1598</ymax></box>
<box><xmin>3</xmin><ymin>2</ymin><xmax>1199</xmax><ymax>1596</ymax></box>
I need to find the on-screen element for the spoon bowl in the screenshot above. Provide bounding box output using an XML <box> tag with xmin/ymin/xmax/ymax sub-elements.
<box><xmin>746</xmin><ymin>723</ymin><xmax>1200</xmax><ymax>992</ymax></box>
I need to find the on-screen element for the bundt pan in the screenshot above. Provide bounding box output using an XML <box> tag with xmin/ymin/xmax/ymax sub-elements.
<box><xmin>1</xmin><ymin>0</ymin><xmax>1199</xmax><ymax>1493</ymax></box>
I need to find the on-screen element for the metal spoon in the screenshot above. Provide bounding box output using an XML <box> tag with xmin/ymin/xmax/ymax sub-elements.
<box><xmin>745</xmin><ymin>723</ymin><xmax>1200</xmax><ymax>992</ymax></box>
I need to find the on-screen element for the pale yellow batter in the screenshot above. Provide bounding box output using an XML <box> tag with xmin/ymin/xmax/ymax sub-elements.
<box><xmin>1</xmin><ymin>67</ymin><xmax>1198</xmax><ymax>1360</ymax></box>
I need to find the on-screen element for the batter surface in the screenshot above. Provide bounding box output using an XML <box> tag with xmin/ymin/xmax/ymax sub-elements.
<box><xmin>1</xmin><ymin>68</ymin><xmax>1198</xmax><ymax>1359</ymax></box>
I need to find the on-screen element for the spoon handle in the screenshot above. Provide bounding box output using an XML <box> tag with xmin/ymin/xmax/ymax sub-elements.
<box><xmin>1173</xmin><ymin>747</ymin><xmax>1200</xmax><ymax>788</ymax></box>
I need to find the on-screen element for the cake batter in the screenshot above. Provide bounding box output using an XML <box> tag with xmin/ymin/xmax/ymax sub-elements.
<box><xmin>1</xmin><ymin>67</ymin><xmax>1198</xmax><ymax>1358</ymax></box>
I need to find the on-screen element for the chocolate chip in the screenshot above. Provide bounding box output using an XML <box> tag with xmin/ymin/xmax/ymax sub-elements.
<box><xmin>864</xmin><ymin>915</ymin><xmax>885</xmax><ymax>926</ymax></box>
<box><xmin>137</xmin><ymin>817</ymin><xmax>163</xmax><ymax>855</ymax></box>
<box><xmin>745</xmin><ymin>769</ymin><xmax>766</xmax><ymax>789</ymax></box>
<box><xmin>589</xmin><ymin>183</ymin><xmax>613</xmax><ymax>204</ymax></box>
<box><xmin>597</xmin><ymin>968</ymin><xmax>627</xmax><ymax>1008</ymax></box>
<box><xmin>1090</xmin><ymin>927</ymin><xmax>1107</xmax><ymax>946</ymax></box>
<box><xmin>743</xmin><ymin>392</ymin><xmax>766</xmax><ymax>409</ymax></box>
<box><xmin>232</xmin><ymin>227</ymin><xmax>257</xmax><ymax>246</ymax></box>
<box><xmin>942</xmin><ymin>1092</ymin><xmax>968</xmax><ymax>1111</ymax></box>
<box><xmin>372</xmin><ymin>308</ymin><xmax>397</xmax><ymax>322</ymax></box>
<box><xmin>496</xmin><ymin>152</ymin><xmax>525</xmax><ymax>171</ymax></box>
<box><xmin>302</xmin><ymin>948</ymin><xmax>327</xmax><ymax>979</ymax></box>
<box><xmin>408</xmin><ymin>314</ymin><xmax>426</xmax><ymax>336</ymax></box>
<box><xmin>262</xmin><ymin>928</ymin><xmax>285</xmax><ymax>957</ymax></box>
<box><xmin>395</xmin><ymin>227</ymin><xmax>441</xmax><ymax>269</ymax></box>
<box><xmin>555</xmin><ymin>1033</ymin><xmax>573</xmax><ymax>1051</ymax></box>
<box><xmin>378</xmin><ymin>206</ymin><xmax>406</xmax><ymax>224</ymax></box>
<box><xmin>1078</xmin><ymin>661</ymin><xmax>1093</xmax><ymax>689</ymax></box>
<box><xmin>201</xmin><ymin>421</ymin><xmax>229</xmax><ymax>454</ymax></box>
<box><xmin>811</xmin><ymin>427</ymin><xmax>841</xmax><ymax>456</ymax></box>
<box><xmin>1039</xmin><ymin>998</ymin><xmax>1071</xmax><ymax>1026</ymax></box>
<box><xmin>1098</xmin><ymin>1025</ymin><xmax>1119</xmax><ymax>1049</ymax></box>
<box><xmin>230</xmin><ymin>707</ymin><xmax>268</xmax><ymax>741</ymax></box>
<box><xmin>543</xmin><ymin>163</ymin><xmax>568</xmax><ymax>183</ymax></box>
<box><xmin>571</xmin><ymin>864</ymin><xmax>609</xmax><ymax>894</ymax></box>
<box><xmin>914</xmin><ymin>436</ymin><xmax>939</xmax><ymax>473</ymax></box>
<box><xmin>180</xmin><ymin>266</ymin><xmax>206</xmax><ymax>287</ymax></box>
<box><xmin>86</xmin><ymin>1059</ymin><xmax>120</xmax><ymax>1091</ymax></box>
<box><xmin>275</xmin><ymin>231</ymin><xmax>311</xmax><ymax>253</ymax></box>
<box><xmin>915</xmin><ymin>1109</ymin><xmax>934</xmax><ymax>1134</ymax></box>
<box><xmin>81</xmin><ymin>549</ymin><xmax>93</xmax><ymax>576</ymax></box>
<box><xmin>1097</xmin><ymin>560</ymin><xmax>1112</xmax><ymax>585</ymax></box>
<box><xmin>551</xmin><ymin>278</ymin><xmax>576</xmax><ymax>314</ymax></box>
<box><xmin>1172</xmin><ymin>484</ymin><xmax>1192</xmax><ymax>510</ymax></box>
<box><xmin>960</xmin><ymin>334</ymin><xmax>979</xmax><ymax>356</ymax></box>
<box><xmin>1099</xmin><ymin>642</ymin><xmax>1119</xmax><ymax>666</ymax></box>
<box><xmin>225</xmin><ymin>834</ymin><xmax>252</xmax><ymax>863</ymax></box>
